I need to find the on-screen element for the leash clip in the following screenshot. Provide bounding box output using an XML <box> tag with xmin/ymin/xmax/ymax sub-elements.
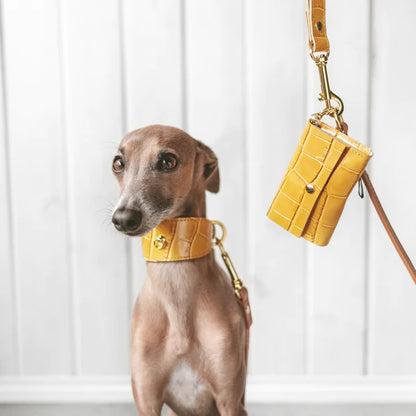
<box><xmin>212</xmin><ymin>221</ymin><xmax>244</xmax><ymax>300</ymax></box>
<box><xmin>311</xmin><ymin>53</ymin><xmax>344</xmax><ymax>130</ymax></box>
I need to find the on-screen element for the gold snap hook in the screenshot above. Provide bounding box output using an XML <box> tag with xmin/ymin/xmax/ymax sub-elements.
<box><xmin>311</xmin><ymin>52</ymin><xmax>344</xmax><ymax>122</ymax></box>
<box><xmin>211</xmin><ymin>220</ymin><xmax>246</xmax><ymax>301</ymax></box>
<box><xmin>329</xmin><ymin>91</ymin><xmax>344</xmax><ymax>116</ymax></box>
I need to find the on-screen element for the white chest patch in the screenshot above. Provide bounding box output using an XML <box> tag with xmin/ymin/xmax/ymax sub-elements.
<box><xmin>166</xmin><ymin>362</ymin><xmax>208</xmax><ymax>408</ymax></box>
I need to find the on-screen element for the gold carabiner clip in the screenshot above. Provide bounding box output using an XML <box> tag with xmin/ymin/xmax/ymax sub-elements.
<box><xmin>212</xmin><ymin>221</ymin><xmax>244</xmax><ymax>300</ymax></box>
<box><xmin>311</xmin><ymin>53</ymin><xmax>344</xmax><ymax>130</ymax></box>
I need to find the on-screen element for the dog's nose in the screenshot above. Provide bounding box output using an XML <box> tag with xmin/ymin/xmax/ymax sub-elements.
<box><xmin>112</xmin><ymin>207</ymin><xmax>142</xmax><ymax>233</ymax></box>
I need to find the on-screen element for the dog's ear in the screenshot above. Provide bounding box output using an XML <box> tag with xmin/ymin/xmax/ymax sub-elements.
<box><xmin>195</xmin><ymin>140</ymin><xmax>220</xmax><ymax>193</ymax></box>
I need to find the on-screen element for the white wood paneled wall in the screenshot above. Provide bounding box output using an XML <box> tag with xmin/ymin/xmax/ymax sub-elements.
<box><xmin>1</xmin><ymin>0</ymin><xmax>416</xmax><ymax>405</ymax></box>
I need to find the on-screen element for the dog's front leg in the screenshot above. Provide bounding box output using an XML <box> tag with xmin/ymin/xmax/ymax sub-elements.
<box><xmin>204</xmin><ymin>315</ymin><xmax>248</xmax><ymax>416</ymax></box>
<box><xmin>131</xmin><ymin>342</ymin><xmax>166</xmax><ymax>416</ymax></box>
<box><xmin>210</xmin><ymin>358</ymin><xmax>248</xmax><ymax>416</ymax></box>
<box><xmin>215</xmin><ymin>402</ymin><xmax>247</xmax><ymax>416</ymax></box>
<box><xmin>213</xmin><ymin>381</ymin><xmax>248</xmax><ymax>416</ymax></box>
<box><xmin>131</xmin><ymin>371</ymin><xmax>164</xmax><ymax>416</ymax></box>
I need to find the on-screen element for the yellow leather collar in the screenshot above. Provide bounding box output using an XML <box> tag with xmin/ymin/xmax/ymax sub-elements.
<box><xmin>142</xmin><ymin>217</ymin><xmax>213</xmax><ymax>262</ymax></box>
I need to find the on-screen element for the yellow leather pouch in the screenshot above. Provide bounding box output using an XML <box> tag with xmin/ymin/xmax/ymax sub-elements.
<box><xmin>267</xmin><ymin>0</ymin><xmax>374</xmax><ymax>246</ymax></box>
<box><xmin>267</xmin><ymin>0</ymin><xmax>416</xmax><ymax>281</ymax></box>
<box><xmin>267</xmin><ymin>119</ymin><xmax>372</xmax><ymax>246</ymax></box>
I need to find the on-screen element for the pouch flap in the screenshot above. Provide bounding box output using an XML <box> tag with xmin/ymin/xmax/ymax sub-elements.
<box><xmin>267</xmin><ymin>121</ymin><xmax>346</xmax><ymax>236</ymax></box>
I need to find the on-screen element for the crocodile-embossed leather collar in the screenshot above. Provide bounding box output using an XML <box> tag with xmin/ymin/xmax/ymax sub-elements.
<box><xmin>142</xmin><ymin>217</ymin><xmax>213</xmax><ymax>262</ymax></box>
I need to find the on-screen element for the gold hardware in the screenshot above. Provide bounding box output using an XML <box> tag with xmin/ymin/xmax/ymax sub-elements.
<box><xmin>154</xmin><ymin>235</ymin><xmax>168</xmax><ymax>250</ymax></box>
<box><xmin>306</xmin><ymin>184</ymin><xmax>315</xmax><ymax>194</ymax></box>
<box><xmin>212</xmin><ymin>221</ymin><xmax>244</xmax><ymax>300</ymax></box>
<box><xmin>310</xmin><ymin>53</ymin><xmax>344</xmax><ymax>129</ymax></box>
<box><xmin>211</xmin><ymin>220</ymin><xmax>226</xmax><ymax>245</ymax></box>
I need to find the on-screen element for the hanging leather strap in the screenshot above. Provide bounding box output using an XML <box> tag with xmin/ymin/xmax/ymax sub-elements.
<box><xmin>238</xmin><ymin>287</ymin><xmax>251</xmax><ymax>406</ymax></box>
<box><xmin>362</xmin><ymin>171</ymin><xmax>416</xmax><ymax>285</ymax></box>
<box><xmin>342</xmin><ymin>124</ymin><xmax>416</xmax><ymax>285</ymax></box>
<box><xmin>306</xmin><ymin>0</ymin><xmax>330</xmax><ymax>54</ymax></box>
<box><xmin>308</xmin><ymin>2</ymin><xmax>416</xmax><ymax>286</ymax></box>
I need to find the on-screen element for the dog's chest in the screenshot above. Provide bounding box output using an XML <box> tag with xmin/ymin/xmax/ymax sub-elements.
<box><xmin>166</xmin><ymin>362</ymin><xmax>213</xmax><ymax>414</ymax></box>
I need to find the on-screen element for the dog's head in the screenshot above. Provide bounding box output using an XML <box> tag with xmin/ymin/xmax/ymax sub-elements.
<box><xmin>111</xmin><ymin>125</ymin><xmax>219</xmax><ymax>236</ymax></box>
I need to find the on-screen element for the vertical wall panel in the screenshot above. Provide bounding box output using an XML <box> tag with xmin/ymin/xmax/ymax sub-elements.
<box><xmin>60</xmin><ymin>0</ymin><xmax>130</xmax><ymax>374</ymax></box>
<box><xmin>370</xmin><ymin>0</ymin><xmax>416</xmax><ymax>374</ymax></box>
<box><xmin>122</xmin><ymin>0</ymin><xmax>183</xmax><ymax>311</ymax></box>
<box><xmin>123</xmin><ymin>0</ymin><xmax>183</xmax><ymax>129</ymax></box>
<box><xmin>246</xmin><ymin>0</ymin><xmax>306</xmax><ymax>374</ymax></box>
<box><xmin>2</xmin><ymin>0</ymin><xmax>71</xmax><ymax>373</ymax></box>
<box><xmin>0</xmin><ymin>2</ymin><xmax>17</xmax><ymax>374</ymax></box>
<box><xmin>309</xmin><ymin>0</ymin><xmax>371</xmax><ymax>374</ymax></box>
<box><xmin>185</xmin><ymin>0</ymin><xmax>246</xmax><ymax>276</ymax></box>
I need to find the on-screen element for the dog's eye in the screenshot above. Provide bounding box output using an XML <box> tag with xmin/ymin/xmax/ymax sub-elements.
<box><xmin>112</xmin><ymin>156</ymin><xmax>124</xmax><ymax>173</ymax></box>
<box><xmin>158</xmin><ymin>154</ymin><xmax>178</xmax><ymax>172</ymax></box>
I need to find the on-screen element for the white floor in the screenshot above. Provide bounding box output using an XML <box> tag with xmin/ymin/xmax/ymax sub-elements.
<box><xmin>2</xmin><ymin>404</ymin><xmax>416</xmax><ymax>416</ymax></box>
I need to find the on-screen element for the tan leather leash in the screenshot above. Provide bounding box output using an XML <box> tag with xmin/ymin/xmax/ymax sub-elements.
<box><xmin>307</xmin><ymin>0</ymin><xmax>416</xmax><ymax>285</ymax></box>
<box><xmin>361</xmin><ymin>171</ymin><xmax>416</xmax><ymax>285</ymax></box>
<box><xmin>211</xmin><ymin>221</ymin><xmax>252</xmax><ymax>405</ymax></box>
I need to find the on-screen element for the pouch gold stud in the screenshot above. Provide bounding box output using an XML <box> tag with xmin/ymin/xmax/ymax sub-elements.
<box><xmin>306</xmin><ymin>184</ymin><xmax>315</xmax><ymax>194</ymax></box>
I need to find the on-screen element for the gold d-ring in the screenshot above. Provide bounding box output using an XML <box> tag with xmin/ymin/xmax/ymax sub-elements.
<box><xmin>211</xmin><ymin>220</ymin><xmax>226</xmax><ymax>245</ymax></box>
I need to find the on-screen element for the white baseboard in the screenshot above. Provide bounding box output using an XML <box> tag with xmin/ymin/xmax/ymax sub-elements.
<box><xmin>247</xmin><ymin>376</ymin><xmax>416</xmax><ymax>404</ymax></box>
<box><xmin>1</xmin><ymin>376</ymin><xmax>416</xmax><ymax>404</ymax></box>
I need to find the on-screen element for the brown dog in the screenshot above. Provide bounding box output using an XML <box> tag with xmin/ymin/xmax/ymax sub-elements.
<box><xmin>112</xmin><ymin>125</ymin><xmax>248</xmax><ymax>416</ymax></box>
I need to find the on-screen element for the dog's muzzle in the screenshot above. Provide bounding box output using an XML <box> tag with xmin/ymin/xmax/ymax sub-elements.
<box><xmin>112</xmin><ymin>207</ymin><xmax>142</xmax><ymax>235</ymax></box>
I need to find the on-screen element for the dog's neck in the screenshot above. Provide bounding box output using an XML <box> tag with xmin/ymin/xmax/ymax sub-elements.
<box><xmin>142</xmin><ymin>214</ymin><xmax>218</xmax><ymax>340</ymax></box>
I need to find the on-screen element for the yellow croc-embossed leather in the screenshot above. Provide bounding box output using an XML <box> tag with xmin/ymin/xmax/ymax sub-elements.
<box><xmin>142</xmin><ymin>217</ymin><xmax>213</xmax><ymax>262</ymax></box>
<box><xmin>306</xmin><ymin>0</ymin><xmax>330</xmax><ymax>54</ymax></box>
<box><xmin>267</xmin><ymin>119</ymin><xmax>372</xmax><ymax>246</ymax></box>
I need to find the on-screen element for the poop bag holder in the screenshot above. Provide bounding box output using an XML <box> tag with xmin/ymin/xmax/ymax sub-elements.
<box><xmin>267</xmin><ymin>119</ymin><xmax>371</xmax><ymax>246</ymax></box>
<box><xmin>266</xmin><ymin>0</ymin><xmax>416</xmax><ymax>286</ymax></box>
<box><xmin>267</xmin><ymin>0</ymin><xmax>372</xmax><ymax>246</ymax></box>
